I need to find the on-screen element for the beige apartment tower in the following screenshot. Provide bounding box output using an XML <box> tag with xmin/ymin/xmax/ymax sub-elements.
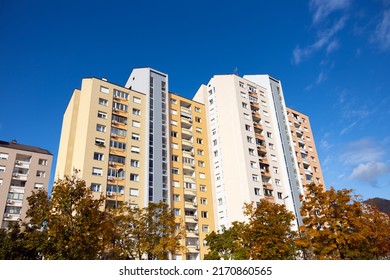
<box><xmin>0</xmin><ymin>140</ymin><xmax>52</xmax><ymax>228</ymax></box>
<box><xmin>286</xmin><ymin>108</ymin><xmax>325</xmax><ymax>190</ymax></box>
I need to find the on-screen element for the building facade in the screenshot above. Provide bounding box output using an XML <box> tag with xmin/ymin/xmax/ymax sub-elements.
<box><xmin>56</xmin><ymin>67</ymin><xmax>324</xmax><ymax>258</ymax></box>
<box><xmin>0</xmin><ymin>140</ymin><xmax>52</xmax><ymax>228</ymax></box>
<box><xmin>286</xmin><ymin>108</ymin><xmax>325</xmax><ymax>191</ymax></box>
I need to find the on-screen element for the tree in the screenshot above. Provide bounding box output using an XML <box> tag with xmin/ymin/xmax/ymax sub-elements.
<box><xmin>298</xmin><ymin>183</ymin><xmax>390</xmax><ymax>259</ymax></box>
<box><xmin>205</xmin><ymin>199</ymin><xmax>297</xmax><ymax>260</ymax></box>
<box><xmin>244</xmin><ymin>200</ymin><xmax>298</xmax><ymax>259</ymax></box>
<box><xmin>24</xmin><ymin>171</ymin><xmax>108</xmax><ymax>259</ymax></box>
<box><xmin>108</xmin><ymin>202</ymin><xmax>184</xmax><ymax>260</ymax></box>
<box><xmin>204</xmin><ymin>221</ymin><xmax>248</xmax><ymax>260</ymax></box>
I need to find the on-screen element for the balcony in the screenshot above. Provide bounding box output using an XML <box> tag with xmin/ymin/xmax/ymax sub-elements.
<box><xmin>252</xmin><ymin>111</ymin><xmax>261</xmax><ymax>121</ymax></box>
<box><xmin>180</xmin><ymin>106</ymin><xmax>192</xmax><ymax>116</ymax></box>
<box><xmin>261</xmin><ymin>169</ymin><xmax>271</xmax><ymax>177</ymax></box>
<box><xmin>249</xmin><ymin>91</ymin><xmax>257</xmax><ymax>98</ymax></box>
<box><xmin>253</xmin><ymin>122</ymin><xmax>263</xmax><ymax>131</ymax></box>
<box><xmin>181</xmin><ymin>117</ymin><xmax>192</xmax><ymax>128</ymax></box>
<box><xmin>182</xmin><ymin>139</ymin><xmax>193</xmax><ymax>149</ymax></box>
<box><xmin>182</xmin><ymin>150</ymin><xmax>195</xmax><ymax>159</ymax></box>
<box><xmin>182</xmin><ymin>127</ymin><xmax>193</xmax><ymax>136</ymax></box>
<box><xmin>12</xmin><ymin>173</ymin><xmax>28</xmax><ymax>181</ymax></box>
<box><xmin>257</xmin><ymin>145</ymin><xmax>267</xmax><ymax>154</ymax></box>
<box><xmin>14</xmin><ymin>160</ymin><xmax>29</xmax><ymax>168</ymax></box>
<box><xmin>3</xmin><ymin>213</ymin><xmax>20</xmax><ymax>221</ymax></box>
<box><xmin>255</xmin><ymin>133</ymin><xmax>265</xmax><ymax>141</ymax></box>
<box><xmin>250</xmin><ymin>102</ymin><xmax>260</xmax><ymax>110</ymax></box>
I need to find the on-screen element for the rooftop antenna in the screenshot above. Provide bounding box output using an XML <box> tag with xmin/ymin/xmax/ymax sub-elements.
<box><xmin>234</xmin><ymin>67</ymin><xmax>238</xmax><ymax>75</ymax></box>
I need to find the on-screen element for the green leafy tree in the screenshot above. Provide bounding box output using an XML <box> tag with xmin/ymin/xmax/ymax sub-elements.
<box><xmin>205</xmin><ymin>199</ymin><xmax>297</xmax><ymax>260</ymax></box>
<box><xmin>298</xmin><ymin>183</ymin><xmax>390</xmax><ymax>259</ymax></box>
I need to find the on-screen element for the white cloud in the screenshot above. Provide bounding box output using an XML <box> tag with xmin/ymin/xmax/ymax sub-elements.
<box><xmin>339</xmin><ymin>120</ymin><xmax>359</xmax><ymax>135</ymax></box>
<box><xmin>350</xmin><ymin>161</ymin><xmax>390</xmax><ymax>183</ymax></box>
<box><xmin>293</xmin><ymin>17</ymin><xmax>346</xmax><ymax>64</ymax></box>
<box><xmin>310</xmin><ymin>0</ymin><xmax>351</xmax><ymax>24</ymax></box>
<box><xmin>372</xmin><ymin>9</ymin><xmax>390</xmax><ymax>51</ymax></box>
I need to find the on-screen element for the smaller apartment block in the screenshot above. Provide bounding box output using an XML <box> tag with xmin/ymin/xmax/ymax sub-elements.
<box><xmin>286</xmin><ymin>108</ymin><xmax>324</xmax><ymax>190</ymax></box>
<box><xmin>0</xmin><ymin>140</ymin><xmax>52</xmax><ymax>228</ymax></box>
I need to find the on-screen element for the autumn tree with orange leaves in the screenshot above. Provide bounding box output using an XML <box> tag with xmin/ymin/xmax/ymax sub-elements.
<box><xmin>297</xmin><ymin>183</ymin><xmax>390</xmax><ymax>259</ymax></box>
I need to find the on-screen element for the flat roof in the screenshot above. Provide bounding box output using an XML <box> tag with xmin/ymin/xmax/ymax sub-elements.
<box><xmin>0</xmin><ymin>140</ymin><xmax>52</xmax><ymax>155</ymax></box>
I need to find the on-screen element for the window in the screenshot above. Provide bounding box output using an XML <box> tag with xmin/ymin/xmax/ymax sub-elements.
<box><xmin>271</xmin><ymin>154</ymin><xmax>277</xmax><ymax>161</ymax></box>
<box><xmin>97</xmin><ymin>111</ymin><xmax>107</xmax><ymax>119</ymax></box>
<box><xmin>264</xmin><ymin>189</ymin><xmax>273</xmax><ymax>196</ymax></box>
<box><xmin>95</xmin><ymin>138</ymin><xmax>105</xmax><ymax>146</ymax></box>
<box><xmin>132</xmin><ymin>108</ymin><xmax>141</xmax><ymax>115</ymax></box>
<box><xmin>195</xmin><ymin>117</ymin><xmax>201</xmax><ymax>123</ymax></box>
<box><xmin>173</xmin><ymin>208</ymin><xmax>180</xmax><ymax>216</ymax></box>
<box><xmin>199</xmin><ymin>172</ymin><xmax>206</xmax><ymax>179</ymax></box>
<box><xmin>130</xmin><ymin>173</ymin><xmax>139</xmax><ymax>181</ymax></box>
<box><xmin>172</xmin><ymin>155</ymin><xmax>179</xmax><ymax>162</ymax></box>
<box><xmin>113</xmin><ymin>102</ymin><xmax>128</xmax><ymax>112</ymax></box>
<box><xmin>263</xmin><ymin>110</ymin><xmax>269</xmax><ymax>117</ymax></box>
<box><xmin>0</xmin><ymin>178</ymin><xmax>3</xmax><ymax>186</ymax></box>
<box><xmin>36</xmin><ymin>171</ymin><xmax>46</xmax><ymax>178</ymax></box>
<box><xmin>171</xmin><ymin>120</ymin><xmax>178</xmax><ymax>126</ymax></box>
<box><xmin>275</xmin><ymin>179</ymin><xmax>281</xmax><ymax>186</ymax></box>
<box><xmin>201</xmin><ymin>197</ymin><xmax>207</xmax><ymax>205</ymax></box>
<box><xmin>242</xmin><ymin>102</ymin><xmax>248</xmax><ymax>109</ymax></box>
<box><xmin>171</xmin><ymin>109</ymin><xmax>177</xmax><ymax>115</ymax></box>
<box><xmin>110</xmin><ymin>140</ymin><xmax>126</xmax><ymax>150</ymax></box>
<box><xmin>171</xmin><ymin>143</ymin><xmax>178</xmax><ymax>150</ymax></box>
<box><xmin>247</xmin><ymin>136</ymin><xmax>253</xmax><ymax>143</ymax></box>
<box><xmin>114</xmin><ymin>89</ymin><xmax>129</xmax><ymax>100</ymax></box>
<box><xmin>201</xmin><ymin>211</ymin><xmax>208</xmax><ymax>218</ymax></box>
<box><xmin>273</xmin><ymin>167</ymin><xmax>279</xmax><ymax>174</ymax></box>
<box><xmin>248</xmin><ymin>148</ymin><xmax>255</xmax><ymax>155</ymax></box>
<box><xmin>171</xmin><ymin>131</ymin><xmax>178</xmax><ymax>137</ymax></box>
<box><xmin>38</xmin><ymin>159</ymin><xmax>48</xmax><ymax>166</ymax></box>
<box><xmin>93</xmin><ymin>152</ymin><xmax>104</xmax><ymax>161</ymax></box>
<box><xmin>213</xmin><ymin>139</ymin><xmax>217</xmax><ymax>146</ymax></box>
<box><xmin>198</xmin><ymin>161</ymin><xmax>205</xmax><ymax>167</ymax></box>
<box><xmin>314</xmin><ymin>167</ymin><xmax>318</xmax><ymax>173</ymax></box>
<box><xmin>90</xmin><ymin>183</ymin><xmax>101</xmax><ymax>192</ymax></box>
<box><xmin>213</xmin><ymin>150</ymin><xmax>218</xmax><ymax>157</ymax></box>
<box><xmin>195</xmin><ymin>107</ymin><xmax>201</xmax><ymax>112</ymax></box>
<box><xmin>0</xmin><ymin>153</ymin><xmax>9</xmax><ymax>160</ymax></box>
<box><xmin>209</xmin><ymin>99</ymin><xmax>214</xmax><ymax>105</ymax></box>
<box><xmin>100</xmin><ymin>86</ymin><xmax>109</xmax><ymax>94</ymax></box>
<box><xmin>261</xmin><ymin>100</ymin><xmax>267</xmax><ymax>107</ymax></box>
<box><xmin>96</xmin><ymin>124</ymin><xmax>106</xmax><ymax>132</ymax></box>
<box><xmin>269</xmin><ymin>143</ymin><xmax>274</xmax><ymax>150</ymax></box>
<box><xmin>99</xmin><ymin>98</ymin><xmax>108</xmax><ymax>106</ymax></box>
<box><xmin>252</xmin><ymin>174</ymin><xmax>259</xmax><ymax>182</ymax></box>
<box><xmin>172</xmin><ymin>168</ymin><xmax>179</xmax><ymax>175</ymax></box>
<box><xmin>1</xmin><ymin>165</ymin><xmax>6</xmax><ymax>172</ymax></box>
<box><xmin>254</xmin><ymin>188</ymin><xmax>261</xmax><ymax>196</ymax></box>
<box><xmin>265</xmin><ymin>121</ymin><xmax>271</xmax><ymax>127</ymax></box>
<box><xmin>197</xmin><ymin>138</ymin><xmax>203</xmax><ymax>144</ymax></box>
<box><xmin>173</xmin><ymin>194</ymin><xmax>180</xmax><ymax>201</ymax></box>
<box><xmin>218</xmin><ymin>198</ymin><xmax>223</xmax><ymax>205</ymax></box>
<box><xmin>131</xmin><ymin>146</ymin><xmax>140</xmax><ymax>153</ymax></box>
<box><xmin>92</xmin><ymin>168</ymin><xmax>102</xmax><ymax>176</ymax></box>
<box><xmin>250</xmin><ymin>161</ymin><xmax>257</xmax><ymax>168</ymax></box>
<box><xmin>202</xmin><ymin>225</ymin><xmax>209</xmax><ymax>232</ymax></box>
<box><xmin>277</xmin><ymin>192</ymin><xmax>283</xmax><ymax>199</ymax></box>
<box><xmin>239</xmin><ymin>82</ymin><xmax>245</xmax><ymax>88</ymax></box>
<box><xmin>132</xmin><ymin>121</ymin><xmax>141</xmax><ymax>128</ymax></box>
<box><xmin>245</xmin><ymin>124</ymin><xmax>252</xmax><ymax>131</ymax></box>
<box><xmin>130</xmin><ymin>159</ymin><xmax>139</xmax><ymax>167</ymax></box>
<box><xmin>244</xmin><ymin>113</ymin><xmax>250</xmax><ymax>120</ymax></box>
<box><xmin>200</xmin><ymin>185</ymin><xmax>206</xmax><ymax>192</ymax></box>
<box><xmin>131</xmin><ymin>133</ymin><xmax>140</xmax><ymax>141</ymax></box>
<box><xmin>196</xmin><ymin>127</ymin><xmax>202</xmax><ymax>133</ymax></box>
<box><xmin>170</xmin><ymin>98</ymin><xmax>177</xmax><ymax>104</ymax></box>
<box><xmin>267</xmin><ymin>132</ymin><xmax>272</xmax><ymax>138</ymax></box>
<box><xmin>130</xmin><ymin>188</ymin><xmax>139</xmax><ymax>196</ymax></box>
<box><xmin>133</xmin><ymin>97</ymin><xmax>141</xmax><ymax>104</ymax></box>
<box><xmin>172</xmin><ymin>181</ymin><xmax>180</xmax><ymax>188</ymax></box>
<box><xmin>111</xmin><ymin>127</ymin><xmax>126</xmax><ymax>137</ymax></box>
<box><xmin>197</xmin><ymin>149</ymin><xmax>204</xmax><ymax>155</ymax></box>
<box><xmin>240</xmin><ymin>92</ymin><xmax>247</xmax><ymax>98</ymax></box>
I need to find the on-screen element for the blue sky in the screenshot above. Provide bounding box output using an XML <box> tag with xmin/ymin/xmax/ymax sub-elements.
<box><xmin>0</xmin><ymin>0</ymin><xmax>389</xmax><ymax>200</ymax></box>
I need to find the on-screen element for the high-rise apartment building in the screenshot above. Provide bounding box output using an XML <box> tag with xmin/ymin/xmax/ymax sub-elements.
<box><xmin>286</xmin><ymin>108</ymin><xmax>324</xmax><ymax>190</ymax></box>
<box><xmin>194</xmin><ymin>74</ymin><xmax>304</xmax><ymax>228</ymax></box>
<box><xmin>0</xmin><ymin>140</ymin><xmax>52</xmax><ymax>228</ymax></box>
<box><xmin>56</xmin><ymin>67</ymin><xmax>324</xmax><ymax>259</ymax></box>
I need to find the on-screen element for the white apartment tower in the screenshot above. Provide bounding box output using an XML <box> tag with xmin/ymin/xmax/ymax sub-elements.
<box><xmin>194</xmin><ymin>74</ymin><xmax>303</xmax><ymax>229</ymax></box>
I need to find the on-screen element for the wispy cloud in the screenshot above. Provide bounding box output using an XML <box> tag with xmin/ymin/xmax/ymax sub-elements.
<box><xmin>372</xmin><ymin>9</ymin><xmax>390</xmax><ymax>51</ymax></box>
<box><xmin>293</xmin><ymin>17</ymin><xmax>347</xmax><ymax>64</ymax></box>
<box><xmin>340</xmin><ymin>138</ymin><xmax>385</xmax><ymax>165</ymax></box>
<box><xmin>310</xmin><ymin>0</ymin><xmax>351</xmax><ymax>24</ymax></box>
